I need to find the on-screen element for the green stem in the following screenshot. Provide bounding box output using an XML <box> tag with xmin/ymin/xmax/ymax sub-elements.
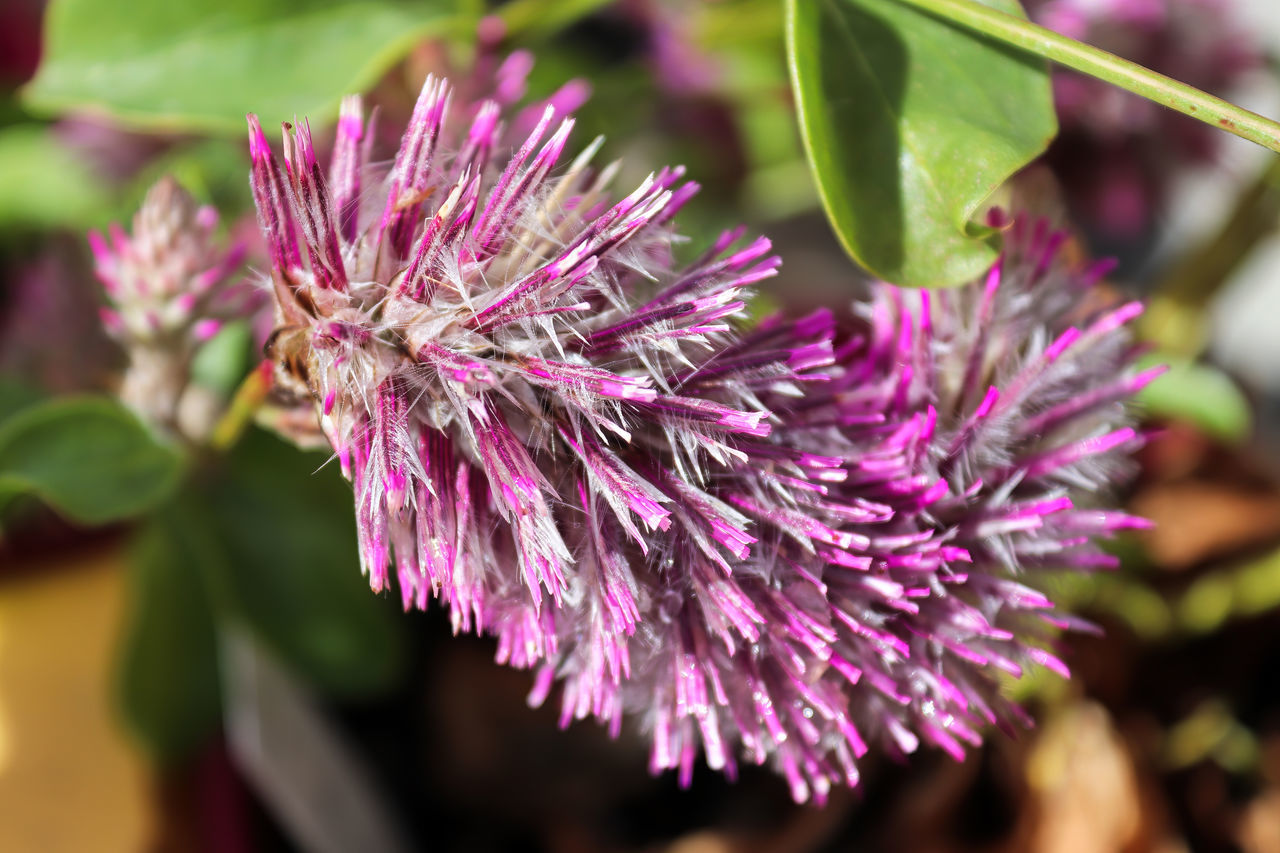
<box><xmin>891</xmin><ymin>0</ymin><xmax>1280</xmax><ymax>155</ymax></box>
<box><xmin>208</xmin><ymin>362</ymin><xmax>271</xmax><ymax>453</ymax></box>
<box><xmin>1143</xmin><ymin>155</ymin><xmax>1280</xmax><ymax>355</ymax></box>
<box><xmin>1158</xmin><ymin>155</ymin><xmax>1280</xmax><ymax>307</ymax></box>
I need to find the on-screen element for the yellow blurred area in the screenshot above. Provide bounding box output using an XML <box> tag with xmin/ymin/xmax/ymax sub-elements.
<box><xmin>0</xmin><ymin>546</ymin><xmax>151</xmax><ymax>851</ymax></box>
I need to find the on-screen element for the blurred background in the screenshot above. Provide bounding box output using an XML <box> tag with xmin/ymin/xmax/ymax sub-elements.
<box><xmin>4</xmin><ymin>0</ymin><xmax>1280</xmax><ymax>850</ymax></box>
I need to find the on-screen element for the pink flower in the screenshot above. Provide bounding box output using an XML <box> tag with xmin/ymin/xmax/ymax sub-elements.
<box><xmin>250</xmin><ymin>68</ymin><xmax>1151</xmax><ymax>801</ymax></box>
<box><xmin>92</xmin><ymin>176</ymin><xmax>258</xmax><ymax>438</ymax></box>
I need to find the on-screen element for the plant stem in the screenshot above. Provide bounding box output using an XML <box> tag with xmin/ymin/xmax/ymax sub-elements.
<box><xmin>891</xmin><ymin>0</ymin><xmax>1280</xmax><ymax>155</ymax></box>
<box><xmin>1143</xmin><ymin>155</ymin><xmax>1280</xmax><ymax>355</ymax></box>
<box><xmin>209</xmin><ymin>362</ymin><xmax>271</xmax><ymax>453</ymax></box>
<box><xmin>1160</xmin><ymin>155</ymin><xmax>1280</xmax><ymax>307</ymax></box>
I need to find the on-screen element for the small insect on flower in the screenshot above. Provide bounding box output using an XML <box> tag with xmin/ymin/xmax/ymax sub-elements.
<box><xmin>250</xmin><ymin>60</ymin><xmax>1153</xmax><ymax>802</ymax></box>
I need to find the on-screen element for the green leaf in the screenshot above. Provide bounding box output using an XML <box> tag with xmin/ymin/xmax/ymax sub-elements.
<box><xmin>24</xmin><ymin>0</ymin><xmax>457</xmax><ymax>134</ymax></box>
<box><xmin>114</xmin><ymin>501</ymin><xmax>224</xmax><ymax>761</ymax></box>
<box><xmin>0</xmin><ymin>375</ymin><xmax>45</xmax><ymax>423</ymax></box>
<box><xmin>1138</xmin><ymin>355</ymin><xmax>1252</xmax><ymax>445</ymax></box>
<box><xmin>785</xmin><ymin>0</ymin><xmax>1056</xmax><ymax>287</ymax></box>
<box><xmin>0</xmin><ymin>396</ymin><xmax>183</xmax><ymax>525</ymax></box>
<box><xmin>0</xmin><ymin>379</ymin><xmax>47</xmax><ymax>521</ymax></box>
<box><xmin>0</xmin><ymin>124</ymin><xmax>113</xmax><ymax>229</ymax></box>
<box><xmin>206</xmin><ymin>428</ymin><xmax>406</xmax><ymax>696</ymax></box>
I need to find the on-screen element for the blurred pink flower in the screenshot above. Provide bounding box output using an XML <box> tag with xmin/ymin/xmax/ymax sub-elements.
<box><xmin>91</xmin><ymin>176</ymin><xmax>261</xmax><ymax>438</ymax></box>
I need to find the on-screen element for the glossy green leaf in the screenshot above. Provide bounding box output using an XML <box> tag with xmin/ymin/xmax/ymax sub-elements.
<box><xmin>0</xmin><ymin>396</ymin><xmax>183</xmax><ymax>525</ymax></box>
<box><xmin>785</xmin><ymin>0</ymin><xmax>1056</xmax><ymax>287</ymax></box>
<box><xmin>24</xmin><ymin>0</ymin><xmax>457</xmax><ymax>134</ymax></box>
<box><xmin>0</xmin><ymin>125</ymin><xmax>112</xmax><ymax>229</ymax></box>
<box><xmin>1138</xmin><ymin>355</ymin><xmax>1252</xmax><ymax>445</ymax></box>
<box><xmin>114</xmin><ymin>501</ymin><xmax>224</xmax><ymax>761</ymax></box>
<box><xmin>206</xmin><ymin>428</ymin><xmax>406</xmax><ymax>696</ymax></box>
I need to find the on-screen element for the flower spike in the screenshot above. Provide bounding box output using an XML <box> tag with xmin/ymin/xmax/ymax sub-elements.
<box><xmin>250</xmin><ymin>61</ymin><xmax>1148</xmax><ymax>803</ymax></box>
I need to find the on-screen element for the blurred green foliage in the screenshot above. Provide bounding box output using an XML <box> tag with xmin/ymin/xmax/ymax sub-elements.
<box><xmin>0</xmin><ymin>377</ymin><xmax>45</xmax><ymax>421</ymax></box>
<box><xmin>0</xmin><ymin>124</ymin><xmax>112</xmax><ymax>229</ymax></box>
<box><xmin>497</xmin><ymin>0</ymin><xmax>616</xmax><ymax>41</ymax></box>
<box><xmin>16</xmin><ymin>0</ymin><xmax>1065</xmax><ymax>291</ymax></box>
<box><xmin>115</xmin><ymin>498</ymin><xmax>225</xmax><ymax>761</ymax></box>
<box><xmin>1043</xmin><ymin>540</ymin><xmax>1280</xmax><ymax>645</ymax></box>
<box><xmin>1138</xmin><ymin>354</ymin><xmax>1253</xmax><ymax>445</ymax></box>
<box><xmin>205</xmin><ymin>428</ymin><xmax>407</xmax><ymax>698</ymax></box>
<box><xmin>24</xmin><ymin>0</ymin><xmax>459</xmax><ymax>133</ymax></box>
<box><xmin>116</xmin><ymin>428</ymin><xmax>409</xmax><ymax>763</ymax></box>
<box><xmin>0</xmin><ymin>396</ymin><xmax>183</xmax><ymax>526</ymax></box>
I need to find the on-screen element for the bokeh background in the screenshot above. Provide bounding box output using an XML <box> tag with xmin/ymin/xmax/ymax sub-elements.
<box><xmin>4</xmin><ymin>0</ymin><xmax>1280</xmax><ymax>850</ymax></box>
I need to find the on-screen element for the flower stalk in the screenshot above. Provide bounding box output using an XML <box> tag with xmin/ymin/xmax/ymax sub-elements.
<box><xmin>209</xmin><ymin>361</ymin><xmax>274</xmax><ymax>453</ymax></box>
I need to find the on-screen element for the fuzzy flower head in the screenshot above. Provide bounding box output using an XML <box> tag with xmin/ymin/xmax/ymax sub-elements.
<box><xmin>92</xmin><ymin>176</ymin><xmax>257</xmax><ymax>437</ymax></box>
<box><xmin>251</xmin><ymin>71</ymin><xmax>775</xmax><ymax>616</ymax></box>
<box><xmin>539</xmin><ymin>211</ymin><xmax>1159</xmax><ymax>802</ymax></box>
<box><xmin>251</xmin><ymin>66</ymin><xmax>1152</xmax><ymax>803</ymax></box>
